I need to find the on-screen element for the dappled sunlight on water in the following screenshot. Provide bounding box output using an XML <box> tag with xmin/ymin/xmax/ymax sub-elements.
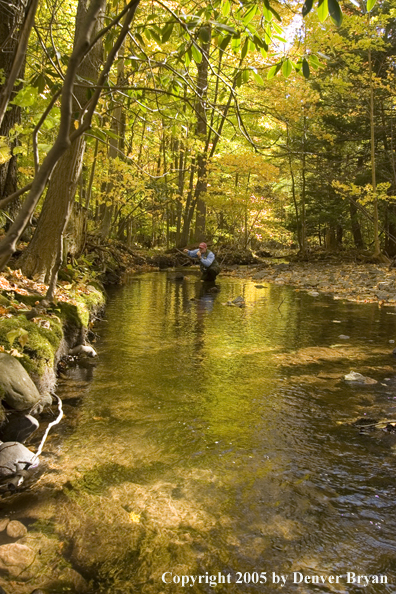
<box><xmin>5</xmin><ymin>271</ymin><xmax>396</xmax><ymax>594</ymax></box>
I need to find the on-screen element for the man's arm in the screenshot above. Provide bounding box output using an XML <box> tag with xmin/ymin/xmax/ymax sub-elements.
<box><xmin>200</xmin><ymin>252</ymin><xmax>215</xmax><ymax>267</ymax></box>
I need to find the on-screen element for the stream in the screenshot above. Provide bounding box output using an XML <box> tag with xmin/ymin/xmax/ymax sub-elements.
<box><xmin>5</xmin><ymin>270</ymin><xmax>396</xmax><ymax>593</ymax></box>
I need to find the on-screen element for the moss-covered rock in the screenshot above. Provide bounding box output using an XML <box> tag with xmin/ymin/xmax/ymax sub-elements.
<box><xmin>0</xmin><ymin>314</ymin><xmax>63</xmax><ymax>377</ymax></box>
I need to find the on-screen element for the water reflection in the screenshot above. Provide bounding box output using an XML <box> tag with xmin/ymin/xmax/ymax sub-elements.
<box><xmin>8</xmin><ymin>273</ymin><xmax>396</xmax><ymax>593</ymax></box>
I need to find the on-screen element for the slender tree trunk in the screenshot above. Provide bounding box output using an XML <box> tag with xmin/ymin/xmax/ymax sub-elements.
<box><xmin>369</xmin><ymin>45</ymin><xmax>380</xmax><ymax>257</ymax></box>
<box><xmin>349</xmin><ymin>201</ymin><xmax>365</xmax><ymax>249</ymax></box>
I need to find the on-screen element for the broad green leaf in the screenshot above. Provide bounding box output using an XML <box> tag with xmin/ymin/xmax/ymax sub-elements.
<box><xmin>328</xmin><ymin>0</ymin><xmax>343</xmax><ymax>25</ymax></box>
<box><xmin>309</xmin><ymin>54</ymin><xmax>320</xmax><ymax>69</ymax></box>
<box><xmin>260</xmin><ymin>46</ymin><xmax>268</xmax><ymax>58</ymax></box>
<box><xmin>367</xmin><ymin>0</ymin><xmax>376</xmax><ymax>9</ymax></box>
<box><xmin>161</xmin><ymin>24</ymin><xmax>173</xmax><ymax>43</ymax></box>
<box><xmin>243</xmin><ymin>4</ymin><xmax>258</xmax><ymax>24</ymax></box>
<box><xmin>231</xmin><ymin>36</ymin><xmax>241</xmax><ymax>52</ymax></box>
<box><xmin>262</xmin><ymin>5</ymin><xmax>272</xmax><ymax>20</ymax></box>
<box><xmin>191</xmin><ymin>44</ymin><xmax>202</xmax><ymax>63</ymax></box>
<box><xmin>221</xmin><ymin>0</ymin><xmax>231</xmax><ymax>16</ymax></box>
<box><xmin>302</xmin><ymin>58</ymin><xmax>310</xmax><ymax>78</ymax></box>
<box><xmin>11</xmin><ymin>85</ymin><xmax>38</xmax><ymax>108</ymax></box>
<box><xmin>253</xmin><ymin>70</ymin><xmax>264</xmax><ymax>85</ymax></box>
<box><xmin>302</xmin><ymin>0</ymin><xmax>314</xmax><ymax>17</ymax></box>
<box><xmin>317</xmin><ymin>0</ymin><xmax>329</xmax><ymax>22</ymax></box>
<box><xmin>242</xmin><ymin>69</ymin><xmax>250</xmax><ymax>83</ymax></box>
<box><xmin>267</xmin><ymin>63</ymin><xmax>281</xmax><ymax>79</ymax></box>
<box><xmin>282</xmin><ymin>58</ymin><xmax>293</xmax><ymax>78</ymax></box>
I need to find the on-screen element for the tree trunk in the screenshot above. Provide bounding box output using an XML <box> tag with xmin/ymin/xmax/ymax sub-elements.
<box><xmin>20</xmin><ymin>0</ymin><xmax>105</xmax><ymax>281</ymax></box>
<box><xmin>349</xmin><ymin>201</ymin><xmax>365</xmax><ymax>249</ymax></box>
<box><xmin>0</xmin><ymin>0</ymin><xmax>27</xmax><ymax>203</ymax></box>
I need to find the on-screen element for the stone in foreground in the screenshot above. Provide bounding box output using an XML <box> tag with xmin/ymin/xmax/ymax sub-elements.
<box><xmin>0</xmin><ymin>442</ymin><xmax>38</xmax><ymax>478</ymax></box>
<box><xmin>0</xmin><ymin>353</ymin><xmax>42</xmax><ymax>411</ymax></box>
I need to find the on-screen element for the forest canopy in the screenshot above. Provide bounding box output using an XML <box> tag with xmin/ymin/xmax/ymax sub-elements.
<box><xmin>0</xmin><ymin>0</ymin><xmax>394</xmax><ymax>291</ymax></box>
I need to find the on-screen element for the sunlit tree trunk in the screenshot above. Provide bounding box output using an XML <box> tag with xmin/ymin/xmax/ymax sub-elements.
<box><xmin>20</xmin><ymin>0</ymin><xmax>105</xmax><ymax>288</ymax></box>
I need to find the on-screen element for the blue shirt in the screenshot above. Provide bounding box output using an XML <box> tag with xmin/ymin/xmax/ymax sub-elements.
<box><xmin>187</xmin><ymin>249</ymin><xmax>215</xmax><ymax>268</ymax></box>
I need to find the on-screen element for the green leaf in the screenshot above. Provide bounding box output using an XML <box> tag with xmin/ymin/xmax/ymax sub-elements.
<box><xmin>219</xmin><ymin>34</ymin><xmax>231</xmax><ymax>50</ymax></box>
<box><xmin>317</xmin><ymin>0</ymin><xmax>329</xmax><ymax>22</ymax></box>
<box><xmin>270</xmin><ymin>6</ymin><xmax>282</xmax><ymax>21</ymax></box>
<box><xmin>253</xmin><ymin>70</ymin><xmax>264</xmax><ymax>85</ymax></box>
<box><xmin>161</xmin><ymin>24</ymin><xmax>174</xmax><ymax>43</ymax></box>
<box><xmin>184</xmin><ymin>47</ymin><xmax>192</xmax><ymax>66</ymax></box>
<box><xmin>274</xmin><ymin>34</ymin><xmax>288</xmax><ymax>43</ymax></box>
<box><xmin>302</xmin><ymin>58</ymin><xmax>310</xmax><ymax>78</ymax></box>
<box><xmin>267</xmin><ymin>63</ymin><xmax>281</xmax><ymax>79</ymax></box>
<box><xmin>11</xmin><ymin>85</ymin><xmax>38</xmax><ymax>107</ymax></box>
<box><xmin>221</xmin><ymin>0</ymin><xmax>231</xmax><ymax>16</ymax></box>
<box><xmin>328</xmin><ymin>0</ymin><xmax>343</xmax><ymax>25</ymax></box>
<box><xmin>243</xmin><ymin>4</ymin><xmax>257</xmax><ymax>24</ymax></box>
<box><xmin>367</xmin><ymin>0</ymin><xmax>376</xmax><ymax>9</ymax></box>
<box><xmin>199</xmin><ymin>26</ymin><xmax>211</xmax><ymax>43</ymax></box>
<box><xmin>7</xmin><ymin>328</ymin><xmax>22</xmax><ymax>347</ymax></box>
<box><xmin>241</xmin><ymin>37</ymin><xmax>249</xmax><ymax>60</ymax></box>
<box><xmin>231</xmin><ymin>36</ymin><xmax>241</xmax><ymax>52</ymax></box>
<box><xmin>262</xmin><ymin>5</ymin><xmax>272</xmax><ymax>20</ymax></box>
<box><xmin>235</xmin><ymin>71</ymin><xmax>243</xmax><ymax>87</ymax></box>
<box><xmin>309</xmin><ymin>54</ymin><xmax>320</xmax><ymax>69</ymax></box>
<box><xmin>191</xmin><ymin>44</ymin><xmax>202</xmax><ymax>63</ymax></box>
<box><xmin>302</xmin><ymin>0</ymin><xmax>314</xmax><ymax>17</ymax></box>
<box><xmin>282</xmin><ymin>58</ymin><xmax>293</xmax><ymax>78</ymax></box>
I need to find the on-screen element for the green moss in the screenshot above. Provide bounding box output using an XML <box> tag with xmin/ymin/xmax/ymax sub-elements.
<box><xmin>0</xmin><ymin>285</ymin><xmax>104</xmax><ymax>378</ymax></box>
<box><xmin>0</xmin><ymin>295</ymin><xmax>10</xmax><ymax>306</ymax></box>
<box><xmin>0</xmin><ymin>314</ymin><xmax>63</xmax><ymax>377</ymax></box>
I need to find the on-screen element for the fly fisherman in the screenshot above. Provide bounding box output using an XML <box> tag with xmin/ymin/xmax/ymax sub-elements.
<box><xmin>183</xmin><ymin>242</ymin><xmax>220</xmax><ymax>282</ymax></box>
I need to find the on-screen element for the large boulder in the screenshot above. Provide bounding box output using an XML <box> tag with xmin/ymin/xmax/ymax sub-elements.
<box><xmin>0</xmin><ymin>353</ymin><xmax>42</xmax><ymax>410</ymax></box>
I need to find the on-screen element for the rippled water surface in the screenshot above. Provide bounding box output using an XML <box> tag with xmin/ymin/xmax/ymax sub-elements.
<box><xmin>11</xmin><ymin>271</ymin><xmax>396</xmax><ymax>593</ymax></box>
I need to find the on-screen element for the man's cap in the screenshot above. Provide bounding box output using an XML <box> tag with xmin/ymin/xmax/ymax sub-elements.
<box><xmin>199</xmin><ymin>242</ymin><xmax>207</xmax><ymax>250</ymax></box>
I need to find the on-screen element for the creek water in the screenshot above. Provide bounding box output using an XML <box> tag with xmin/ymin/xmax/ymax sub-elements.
<box><xmin>7</xmin><ymin>271</ymin><xmax>396</xmax><ymax>594</ymax></box>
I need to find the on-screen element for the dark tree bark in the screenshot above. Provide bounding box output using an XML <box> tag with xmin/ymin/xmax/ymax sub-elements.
<box><xmin>0</xmin><ymin>0</ymin><xmax>32</xmax><ymax>203</ymax></box>
<box><xmin>349</xmin><ymin>201</ymin><xmax>365</xmax><ymax>249</ymax></box>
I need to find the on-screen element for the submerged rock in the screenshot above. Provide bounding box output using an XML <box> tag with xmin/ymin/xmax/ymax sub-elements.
<box><xmin>0</xmin><ymin>543</ymin><xmax>35</xmax><ymax>578</ymax></box>
<box><xmin>0</xmin><ymin>353</ymin><xmax>42</xmax><ymax>411</ymax></box>
<box><xmin>344</xmin><ymin>371</ymin><xmax>377</xmax><ymax>385</ymax></box>
<box><xmin>7</xmin><ymin>520</ymin><xmax>27</xmax><ymax>539</ymax></box>
<box><xmin>232</xmin><ymin>296</ymin><xmax>245</xmax><ymax>304</ymax></box>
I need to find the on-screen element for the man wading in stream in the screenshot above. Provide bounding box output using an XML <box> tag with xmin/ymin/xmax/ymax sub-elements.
<box><xmin>184</xmin><ymin>243</ymin><xmax>220</xmax><ymax>282</ymax></box>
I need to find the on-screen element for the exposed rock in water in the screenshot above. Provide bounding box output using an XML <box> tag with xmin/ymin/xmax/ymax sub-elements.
<box><xmin>69</xmin><ymin>344</ymin><xmax>97</xmax><ymax>357</ymax></box>
<box><xmin>0</xmin><ymin>354</ymin><xmax>43</xmax><ymax>411</ymax></box>
<box><xmin>344</xmin><ymin>371</ymin><xmax>377</xmax><ymax>385</ymax></box>
<box><xmin>0</xmin><ymin>442</ymin><xmax>38</xmax><ymax>479</ymax></box>
<box><xmin>0</xmin><ymin>519</ymin><xmax>9</xmax><ymax>532</ymax></box>
<box><xmin>232</xmin><ymin>296</ymin><xmax>245</xmax><ymax>304</ymax></box>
